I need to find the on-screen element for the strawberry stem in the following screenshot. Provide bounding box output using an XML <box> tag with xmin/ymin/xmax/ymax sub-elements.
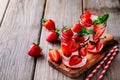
<box><xmin>42</xmin><ymin>19</ymin><xmax>47</xmax><ymax>25</ymax></box>
<box><xmin>37</xmin><ymin>42</ymin><xmax>40</xmax><ymax>46</ymax></box>
<box><xmin>55</xmin><ymin>29</ymin><xmax>60</xmax><ymax>34</ymax></box>
<box><xmin>49</xmin><ymin>48</ymin><xmax>53</xmax><ymax>51</ymax></box>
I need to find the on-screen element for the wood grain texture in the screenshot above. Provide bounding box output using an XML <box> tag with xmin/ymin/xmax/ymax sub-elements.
<box><xmin>83</xmin><ymin>0</ymin><xmax>120</xmax><ymax>80</ymax></box>
<box><xmin>34</xmin><ymin>0</ymin><xmax>85</xmax><ymax>80</ymax></box>
<box><xmin>0</xmin><ymin>0</ymin><xmax>9</xmax><ymax>25</ymax></box>
<box><xmin>0</xmin><ymin>0</ymin><xmax>45</xmax><ymax>80</ymax></box>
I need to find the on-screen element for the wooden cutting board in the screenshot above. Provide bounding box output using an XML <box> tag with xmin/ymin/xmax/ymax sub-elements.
<box><xmin>48</xmin><ymin>34</ymin><xmax>114</xmax><ymax>78</ymax></box>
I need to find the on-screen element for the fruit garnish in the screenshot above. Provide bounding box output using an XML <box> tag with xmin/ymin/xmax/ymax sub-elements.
<box><xmin>92</xmin><ymin>14</ymin><xmax>109</xmax><ymax>25</ymax></box>
<box><xmin>87</xmin><ymin>41</ymin><xmax>103</xmax><ymax>53</ymax></box>
<box><xmin>79</xmin><ymin>46</ymin><xmax>88</xmax><ymax>56</ymax></box>
<box><xmin>77</xmin><ymin>27</ymin><xmax>96</xmax><ymax>36</ymax></box>
<box><xmin>62</xmin><ymin>39</ymin><xmax>80</xmax><ymax>56</ymax></box>
<box><xmin>71</xmin><ymin>23</ymin><xmax>82</xmax><ymax>32</ymax></box>
<box><xmin>49</xmin><ymin>49</ymin><xmax>60</xmax><ymax>62</ymax></box>
<box><xmin>81</xmin><ymin>18</ymin><xmax>92</xmax><ymax>27</ymax></box>
<box><xmin>93</xmin><ymin>24</ymin><xmax>106</xmax><ymax>40</ymax></box>
<box><xmin>28</xmin><ymin>43</ymin><xmax>42</xmax><ymax>57</ymax></box>
<box><xmin>87</xmin><ymin>41</ymin><xmax>96</xmax><ymax>50</ymax></box>
<box><xmin>46</xmin><ymin>29</ymin><xmax>59</xmax><ymax>42</ymax></box>
<box><xmin>81</xmin><ymin>11</ymin><xmax>91</xmax><ymax>19</ymax></box>
<box><xmin>62</xmin><ymin>27</ymin><xmax>73</xmax><ymax>38</ymax></box>
<box><xmin>69</xmin><ymin>55</ymin><xmax>82</xmax><ymax>66</ymax></box>
<box><xmin>42</xmin><ymin>19</ymin><xmax>56</xmax><ymax>31</ymax></box>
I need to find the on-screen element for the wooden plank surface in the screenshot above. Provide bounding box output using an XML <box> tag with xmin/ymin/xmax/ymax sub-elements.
<box><xmin>34</xmin><ymin>0</ymin><xmax>86</xmax><ymax>80</ymax></box>
<box><xmin>0</xmin><ymin>0</ymin><xmax>45</xmax><ymax>80</ymax></box>
<box><xmin>83</xmin><ymin>0</ymin><xmax>120</xmax><ymax>80</ymax></box>
<box><xmin>0</xmin><ymin>0</ymin><xmax>10</xmax><ymax>25</ymax></box>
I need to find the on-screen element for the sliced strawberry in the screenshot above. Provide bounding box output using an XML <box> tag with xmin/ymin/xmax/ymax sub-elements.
<box><xmin>62</xmin><ymin>39</ymin><xmax>80</xmax><ymax>56</ymax></box>
<box><xmin>93</xmin><ymin>24</ymin><xmax>106</xmax><ymax>40</ymax></box>
<box><xmin>69</xmin><ymin>55</ymin><xmax>82</xmax><ymax>66</ymax></box>
<box><xmin>87</xmin><ymin>42</ymin><xmax>96</xmax><ymax>50</ymax></box>
<box><xmin>81</xmin><ymin>11</ymin><xmax>91</xmax><ymax>19</ymax></box>
<box><xmin>49</xmin><ymin>49</ymin><xmax>60</xmax><ymax>62</ymax></box>
<box><xmin>81</xmin><ymin>18</ymin><xmax>92</xmax><ymax>27</ymax></box>
<box><xmin>96</xmin><ymin>41</ymin><xmax>103</xmax><ymax>52</ymax></box>
<box><xmin>79</xmin><ymin>47</ymin><xmax>88</xmax><ymax>56</ymax></box>
<box><xmin>71</xmin><ymin>23</ymin><xmax>82</xmax><ymax>32</ymax></box>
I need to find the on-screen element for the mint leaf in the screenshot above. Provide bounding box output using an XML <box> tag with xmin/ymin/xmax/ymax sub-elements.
<box><xmin>87</xmin><ymin>29</ymin><xmax>96</xmax><ymax>34</ymax></box>
<box><xmin>77</xmin><ymin>27</ymin><xmax>95</xmax><ymax>36</ymax></box>
<box><xmin>101</xmin><ymin>14</ymin><xmax>109</xmax><ymax>23</ymax></box>
<box><xmin>92</xmin><ymin>14</ymin><xmax>109</xmax><ymax>25</ymax></box>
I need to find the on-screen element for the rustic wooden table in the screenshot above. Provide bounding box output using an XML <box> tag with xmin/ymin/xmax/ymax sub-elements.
<box><xmin>0</xmin><ymin>0</ymin><xmax>120</xmax><ymax>80</ymax></box>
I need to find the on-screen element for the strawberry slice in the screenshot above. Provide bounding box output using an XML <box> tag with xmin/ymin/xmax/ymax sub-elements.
<box><xmin>62</xmin><ymin>39</ymin><xmax>80</xmax><ymax>56</ymax></box>
<box><xmin>93</xmin><ymin>24</ymin><xmax>106</xmax><ymax>40</ymax></box>
<box><xmin>81</xmin><ymin>18</ymin><xmax>92</xmax><ymax>27</ymax></box>
<box><xmin>87</xmin><ymin>42</ymin><xmax>96</xmax><ymax>50</ymax></box>
<box><xmin>79</xmin><ymin>47</ymin><xmax>88</xmax><ymax>56</ymax></box>
<box><xmin>88</xmin><ymin>41</ymin><xmax>103</xmax><ymax>53</ymax></box>
<box><xmin>96</xmin><ymin>41</ymin><xmax>103</xmax><ymax>52</ymax></box>
<box><xmin>49</xmin><ymin>49</ymin><xmax>60</xmax><ymax>62</ymax></box>
<box><xmin>69</xmin><ymin>55</ymin><xmax>82</xmax><ymax>66</ymax></box>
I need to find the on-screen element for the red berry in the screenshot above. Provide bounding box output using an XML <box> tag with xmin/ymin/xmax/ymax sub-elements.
<box><xmin>46</xmin><ymin>30</ymin><xmax>59</xmax><ymax>42</ymax></box>
<box><xmin>42</xmin><ymin>19</ymin><xmax>56</xmax><ymax>31</ymax></box>
<box><xmin>28</xmin><ymin>43</ymin><xmax>42</xmax><ymax>57</ymax></box>
<box><xmin>69</xmin><ymin>55</ymin><xmax>82</xmax><ymax>66</ymax></box>
<box><xmin>81</xmin><ymin>11</ymin><xmax>91</xmax><ymax>19</ymax></box>
<box><xmin>79</xmin><ymin>47</ymin><xmax>88</xmax><ymax>56</ymax></box>
<box><xmin>71</xmin><ymin>23</ymin><xmax>82</xmax><ymax>32</ymax></box>
<box><xmin>62</xmin><ymin>27</ymin><xmax>73</xmax><ymax>38</ymax></box>
<box><xmin>49</xmin><ymin>49</ymin><xmax>60</xmax><ymax>62</ymax></box>
<box><xmin>81</xmin><ymin>18</ymin><xmax>92</xmax><ymax>27</ymax></box>
<box><xmin>93</xmin><ymin>24</ymin><xmax>106</xmax><ymax>40</ymax></box>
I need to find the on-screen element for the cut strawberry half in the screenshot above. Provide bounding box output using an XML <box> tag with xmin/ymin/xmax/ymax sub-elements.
<box><xmin>49</xmin><ymin>49</ymin><xmax>60</xmax><ymax>62</ymax></box>
<box><xmin>69</xmin><ymin>55</ymin><xmax>82</xmax><ymax>66</ymax></box>
<box><xmin>79</xmin><ymin>47</ymin><xmax>88</xmax><ymax>56</ymax></box>
<box><xmin>93</xmin><ymin>24</ymin><xmax>106</xmax><ymax>40</ymax></box>
<box><xmin>87</xmin><ymin>42</ymin><xmax>96</xmax><ymax>50</ymax></box>
<box><xmin>96</xmin><ymin>41</ymin><xmax>103</xmax><ymax>52</ymax></box>
<box><xmin>81</xmin><ymin>18</ymin><xmax>92</xmax><ymax>27</ymax></box>
<box><xmin>87</xmin><ymin>41</ymin><xmax>103</xmax><ymax>53</ymax></box>
<box><xmin>81</xmin><ymin>11</ymin><xmax>91</xmax><ymax>19</ymax></box>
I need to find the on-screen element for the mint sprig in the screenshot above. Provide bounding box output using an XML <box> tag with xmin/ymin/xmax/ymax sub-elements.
<box><xmin>92</xmin><ymin>14</ymin><xmax>109</xmax><ymax>25</ymax></box>
<box><xmin>77</xmin><ymin>27</ymin><xmax>96</xmax><ymax>36</ymax></box>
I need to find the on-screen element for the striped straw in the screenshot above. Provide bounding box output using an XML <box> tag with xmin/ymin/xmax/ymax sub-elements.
<box><xmin>97</xmin><ymin>49</ymin><xmax>119</xmax><ymax>80</ymax></box>
<box><xmin>85</xmin><ymin>45</ymin><xmax>118</xmax><ymax>80</ymax></box>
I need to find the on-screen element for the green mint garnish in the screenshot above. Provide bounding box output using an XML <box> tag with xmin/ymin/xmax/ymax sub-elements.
<box><xmin>77</xmin><ymin>27</ymin><xmax>96</xmax><ymax>36</ymax></box>
<box><xmin>92</xmin><ymin>14</ymin><xmax>109</xmax><ymax>25</ymax></box>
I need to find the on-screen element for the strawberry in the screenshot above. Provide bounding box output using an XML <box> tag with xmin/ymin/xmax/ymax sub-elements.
<box><xmin>93</xmin><ymin>24</ymin><xmax>106</xmax><ymax>40</ymax></box>
<box><xmin>28</xmin><ymin>43</ymin><xmax>42</xmax><ymax>57</ymax></box>
<box><xmin>96</xmin><ymin>41</ymin><xmax>103</xmax><ymax>52</ymax></box>
<box><xmin>79</xmin><ymin>36</ymin><xmax>85</xmax><ymax>43</ymax></box>
<box><xmin>48</xmin><ymin>49</ymin><xmax>60</xmax><ymax>62</ymax></box>
<box><xmin>71</xmin><ymin>23</ymin><xmax>82</xmax><ymax>32</ymax></box>
<box><xmin>81</xmin><ymin>18</ymin><xmax>92</xmax><ymax>27</ymax></box>
<box><xmin>46</xmin><ymin>29</ymin><xmax>59</xmax><ymax>42</ymax></box>
<box><xmin>81</xmin><ymin>11</ymin><xmax>91</xmax><ymax>19</ymax></box>
<box><xmin>62</xmin><ymin>39</ymin><xmax>80</xmax><ymax>56</ymax></box>
<box><xmin>42</xmin><ymin>19</ymin><xmax>56</xmax><ymax>31</ymax></box>
<box><xmin>87</xmin><ymin>41</ymin><xmax>95</xmax><ymax>50</ymax></box>
<box><xmin>69</xmin><ymin>55</ymin><xmax>82</xmax><ymax>66</ymax></box>
<box><xmin>62</xmin><ymin>27</ymin><xmax>73</xmax><ymax>38</ymax></box>
<box><xmin>79</xmin><ymin>47</ymin><xmax>88</xmax><ymax>56</ymax></box>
